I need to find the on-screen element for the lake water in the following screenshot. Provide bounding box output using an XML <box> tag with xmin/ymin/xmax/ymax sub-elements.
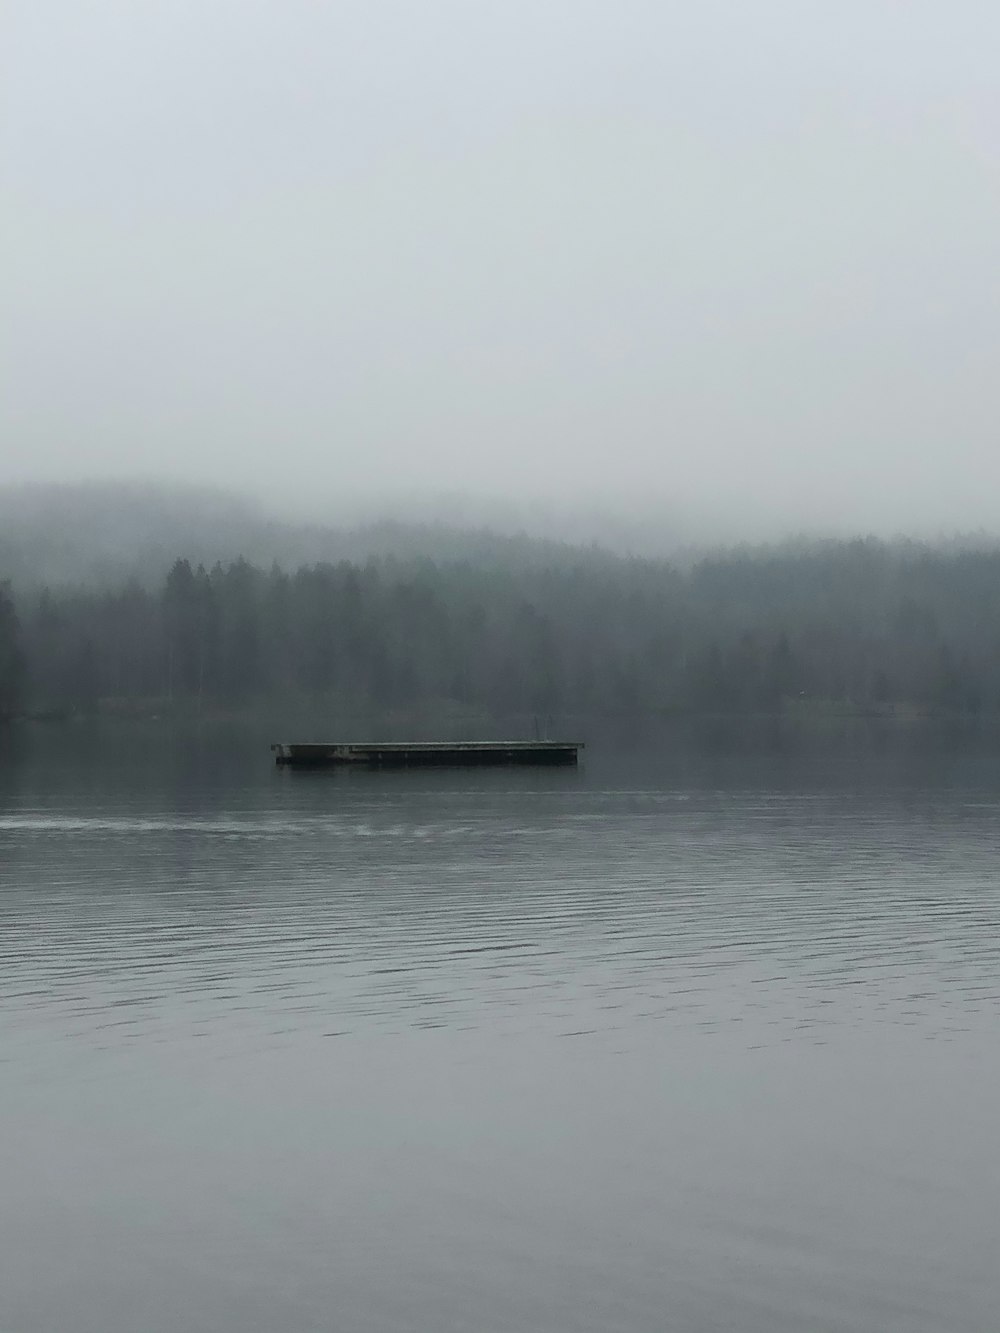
<box><xmin>1</xmin><ymin>721</ymin><xmax>999</xmax><ymax>1332</ymax></box>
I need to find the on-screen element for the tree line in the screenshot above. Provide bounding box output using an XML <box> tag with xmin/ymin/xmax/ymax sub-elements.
<box><xmin>2</xmin><ymin>538</ymin><xmax>1000</xmax><ymax>719</ymax></box>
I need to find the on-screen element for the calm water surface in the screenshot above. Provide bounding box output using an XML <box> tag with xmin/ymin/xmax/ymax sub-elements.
<box><xmin>1</xmin><ymin>723</ymin><xmax>999</xmax><ymax>1332</ymax></box>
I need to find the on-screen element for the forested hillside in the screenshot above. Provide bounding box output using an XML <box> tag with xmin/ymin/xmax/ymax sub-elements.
<box><xmin>3</xmin><ymin>537</ymin><xmax>1000</xmax><ymax>720</ymax></box>
<box><xmin>0</xmin><ymin>481</ymin><xmax>701</xmax><ymax>592</ymax></box>
<box><xmin>0</xmin><ymin>483</ymin><xmax>594</xmax><ymax>591</ymax></box>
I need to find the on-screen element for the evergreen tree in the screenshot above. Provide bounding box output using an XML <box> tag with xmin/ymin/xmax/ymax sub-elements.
<box><xmin>0</xmin><ymin>582</ymin><xmax>24</xmax><ymax>718</ymax></box>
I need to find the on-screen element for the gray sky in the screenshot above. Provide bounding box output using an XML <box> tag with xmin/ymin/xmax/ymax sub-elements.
<box><xmin>3</xmin><ymin>1</ymin><xmax>999</xmax><ymax>537</ymax></box>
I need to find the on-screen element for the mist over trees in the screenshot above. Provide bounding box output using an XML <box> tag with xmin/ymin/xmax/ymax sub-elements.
<box><xmin>3</xmin><ymin>535</ymin><xmax>1000</xmax><ymax>721</ymax></box>
<box><xmin>0</xmin><ymin>482</ymin><xmax>695</xmax><ymax>591</ymax></box>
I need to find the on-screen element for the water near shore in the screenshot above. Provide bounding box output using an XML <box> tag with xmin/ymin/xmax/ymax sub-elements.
<box><xmin>2</xmin><ymin>722</ymin><xmax>999</xmax><ymax>1332</ymax></box>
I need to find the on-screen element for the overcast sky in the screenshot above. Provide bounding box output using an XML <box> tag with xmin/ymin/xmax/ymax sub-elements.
<box><xmin>3</xmin><ymin>1</ymin><xmax>998</xmax><ymax>537</ymax></box>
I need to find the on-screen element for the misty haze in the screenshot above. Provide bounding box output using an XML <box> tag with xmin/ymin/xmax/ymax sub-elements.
<box><xmin>4</xmin><ymin>1</ymin><xmax>1000</xmax><ymax>534</ymax></box>
<box><xmin>4</xmin><ymin>5</ymin><xmax>1000</xmax><ymax>1332</ymax></box>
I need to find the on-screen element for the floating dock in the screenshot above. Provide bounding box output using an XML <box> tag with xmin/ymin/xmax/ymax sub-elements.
<box><xmin>272</xmin><ymin>741</ymin><xmax>582</xmax><ymax>768</ymax></box>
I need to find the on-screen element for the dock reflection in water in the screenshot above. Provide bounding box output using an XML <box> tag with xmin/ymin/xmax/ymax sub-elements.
<box><xmin>1</xmin><ymin>725</ymin><xmax>999</xmax><ymax>1332</ymax></box>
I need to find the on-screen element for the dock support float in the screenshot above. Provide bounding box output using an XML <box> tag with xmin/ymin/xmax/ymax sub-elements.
<box><xmin>272</xmin><ymin>741</ymin><xmax>582</xmax><ymax>768</ymax></box>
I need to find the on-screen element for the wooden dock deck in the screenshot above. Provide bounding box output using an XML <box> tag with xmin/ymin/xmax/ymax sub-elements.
<box><xmin>272</xmin><ymin>741</ymin><xmax>582</xmax><ymax>768</ymax></box>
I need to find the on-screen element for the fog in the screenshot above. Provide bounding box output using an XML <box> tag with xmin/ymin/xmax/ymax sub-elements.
<box><xmin>4</xmin><ymin>1</ymin><xmax>999</xmax><ymax>539</ymax></box>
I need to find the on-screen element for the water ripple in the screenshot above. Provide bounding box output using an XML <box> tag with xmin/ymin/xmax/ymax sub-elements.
<box><xmin>3</xmin><ymin>785</ymin><xmax>1000</xmax><ymax>1052</ymax></box>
